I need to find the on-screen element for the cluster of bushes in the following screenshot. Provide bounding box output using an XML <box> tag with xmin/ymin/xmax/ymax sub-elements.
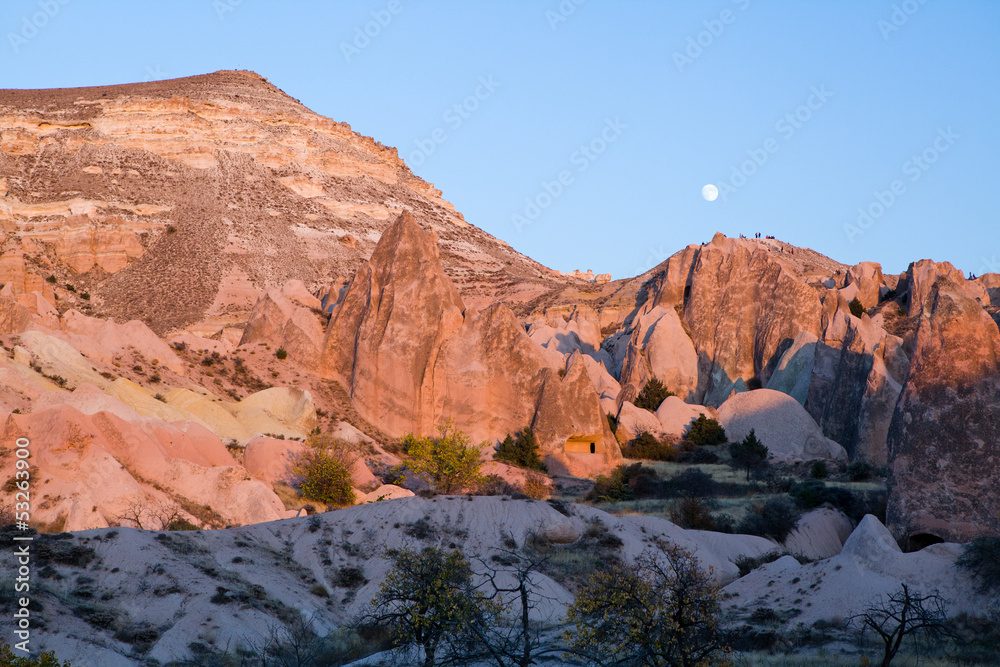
<box><xmin>788</xmin><ymin>478</ymin><xmax>886</xmax><ymax>523</ymax></box>
<box><xmin>634</xmin><ymin>377</ymin><xmax>674</xmax><ymax>411</ymax></box>
<box><xmin>586</xmin><ymin>464</ymin><xmax>742</xmax><ymax>503</ymax></box>
<box><xmin>493</xmin><ymin>427</ymin><xmax>546</xmax><ymax>472</ymax></box>
<box><xmin>586</xmin><ymin>463</ymin><xmax>655</xmax><ymax>502</ymax></box>
<box><xmin>291</xmin><ymin>433</ymin><xmax>358</xmax><ymax>507</ymax></box>
<box><xmin>623</xmin><ymin>428</ymin><xmax>726</xmax><ymax>464</ymax></box>
<box><xmin>736</xmin><ymin>497</ymin><xmax>801</xmax><ymax>541</ymax></box>
<box><xmin>621</xmin><ymin>432</ymin><xmax>676</xmax><ymax>461</ymax></box>
<box><xmin>685</xmin><ymin>414</ymin><xmax>727</xmax><ymax>445</ymax></box>
<box><xmin>957</xmin><ymin>536</ymin><xmax>1000</xmax><ymax>593</ymax></box>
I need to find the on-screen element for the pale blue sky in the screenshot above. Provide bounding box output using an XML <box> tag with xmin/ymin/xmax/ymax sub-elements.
<box><xmin>3</xmin><ymin>0</ymin><xmax>998</xmax><ymax>279</ymax></box>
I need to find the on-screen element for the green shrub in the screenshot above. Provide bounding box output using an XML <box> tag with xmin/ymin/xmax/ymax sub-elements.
<box><xmin>736</xmin><ymin>497</ymin><xmax>800</xmax><ymax>541</ymax></box>
<box><xmin>403</xmin><ymin>421</ymin><xmax>484</xmax><ymax>494</ymax></box>
<box><xmin>809</xmin><ymin>460</ymin><xmax>829</xmax><ymax>479</ymax></box>
<box><xmin>309</xmin><ymin>584</ymin><xmax>330</xmax><ymax>598</ymax></box>
<box><xmin>676</xmin><ymin>447</ymin><xmax>720</xmax><ymax>464</ymax></box>
<box><xmin>291</xmin><ymin>433</ymin><xmax>357</xmax><ymax>507</ymax></box>
<box><xmin>634</xmin><ymin>376</ymin><xmax>674</xmax><ymax>411</ymax></box>
<box><xmin>45</xmin><ymin>275</ymin><xmax>57</xmax><ymax>284</ymax></box>
<box><xmin>729</xmin><ymin>429</ymin><xmax>769</xmax><ymax>481</ymax></box>
<box><xmin>275</xmin><ymin>347</ymin><xmax>288</xmax><ymax>360</ymax></box>
<box><xmin>606</xmin><ymin>412</ymin><xmax>618</xmax><ymax>434</ymax></box>
<box><xmin>849</xmin><ymin>296</ymin><xmax>865</xmax><ymax>318</ymax></box>
<box><xmin>522</xmin><ymin>473</ymin><xmax>551</xmax><ymax>499</ymax></box>
<box><xmin>493</xmin><ymin>427</ymin><xmax>546</xmax><ymax>471</ymax></box>
<box><xmin>957</xmin><ymin>536</ymin><xmax>1000</xmax><ymax>593</ymax></box>
<box><xmin>167</xmin><ymin>518</ymin><xmax>199</xmax><ymax>531</ymax></box>
<box><xmin>586</xmin><ymin>463</ymin><xmax>656</xmax><ymax>502</ymax></box>
<box><xmin>334</xmin><ymin>566</ymin><xmax>367</xmax><ymax>589</ymax></box>
<box><xmin>0</xmin><ymin>641</ymin><xmax>73</xmax><ymax>665</ymax></box>
<box><xmin>622</xmin><ymin>432</ymin><xmax>676</xmax><ymax>461</ymax></box>
<box><xmin>663</xmin><ymin>468</ymin><xmax>719</xmax><ymax>498</ymax></box>
<box><xmin>669</xmin><ymin>497</ymin><xmax>716</xmax><ymax>531</ymax></box>
<box><xmin>685</xmin><ymin>414</ymin><xmax>727</xmax><ymax>445</ymax></box>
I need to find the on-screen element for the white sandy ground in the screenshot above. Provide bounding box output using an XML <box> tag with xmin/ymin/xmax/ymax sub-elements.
<box><xmin>17</xmin><ymin>498</ymin><xmax>993</xmax><ymax>666</ymax></box>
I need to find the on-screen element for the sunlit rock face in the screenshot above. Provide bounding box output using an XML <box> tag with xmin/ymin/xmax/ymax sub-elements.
<box><xmin>886</xmin><ymin>274</ymin><xmax>1000</xmax><ymax>544</ymax></box>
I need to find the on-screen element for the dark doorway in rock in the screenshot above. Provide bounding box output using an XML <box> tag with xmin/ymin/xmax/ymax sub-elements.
<box><xmin>590</xmin><ymin>442</ymin><xmax>595</xmax><ymax>454</ymax></box>
<box><xmin>907</xmin><ymin>532</ymin><xmax>944</xmax><ymax>552</ymax></box>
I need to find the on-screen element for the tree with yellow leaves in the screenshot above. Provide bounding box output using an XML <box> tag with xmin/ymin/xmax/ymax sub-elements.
<box><xmin>565</xmin><ymin>542</ymin><xmax>732</xmax><ymax>666</ymax></box>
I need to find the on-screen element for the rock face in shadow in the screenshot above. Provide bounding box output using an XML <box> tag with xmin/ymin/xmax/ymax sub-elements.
<box><xmin>886</xmin><ymin>275</ymin><xmax>1000</xmax><ymax>544</ymax></box>
<box><xmin>805</xmin><ymin>298</ymin><xmax>908</xmax><ymax>465</ymax></box>
<box><xmin>321</xmin><ymin>211</ymin><xmax>620</xmax><ymax>475</ymax></box>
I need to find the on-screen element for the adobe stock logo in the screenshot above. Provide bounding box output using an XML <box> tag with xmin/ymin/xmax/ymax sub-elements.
<box><xmin>7</xmin><ymin>0</ymin><xmax>71</xmax><ymax>54</ymax></box>
<box><xmin>512</xmin><ymin>118</ymin><xmax>627</xmax><ymax>233</ymax></box>
<box><xmin>341</xmin><ymin>0</ymin><xmax>404</xmax><ymax>63</ymax></box>
<box><xmin>716</xmin><ymin>85</ymin><xmax>833</xmax><ymax>201</ymax></box>
<box><xmin>844</xmin><ymin>127</ymin><xmax>959</xmax><ymax>244</ymax></box>
<box><xmin>673</xmin><ymin>0</ymin><xmax>751</xmax><ymax>73</ymax></box>
<box><xmin>406</xmin><ymin>76</ymin><xmax>501</xmax><ymax>168</ymax></box>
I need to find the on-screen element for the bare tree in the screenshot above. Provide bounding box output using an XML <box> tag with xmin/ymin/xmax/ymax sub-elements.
<box><xmin>466</xmin><ymin>538</ymin><xmax>569</xmax><ymax>667</ymax></box>
<box><xmin>851</xmin><ymin>583</ymin><xmax>957</xmax><ymax>667</ymax></box>
<box><xmin>115</xmin><ymin>497</ymin><xmax>186</xmax><ymax>530</ymax></box>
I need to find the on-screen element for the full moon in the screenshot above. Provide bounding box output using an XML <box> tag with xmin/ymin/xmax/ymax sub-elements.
<box><xmin>702</xmin><ymin>184</ymin><xmax>719</xmax><ymax>201</ymax></box>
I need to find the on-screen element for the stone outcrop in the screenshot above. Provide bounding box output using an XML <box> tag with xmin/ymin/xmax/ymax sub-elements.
<box><xmin>900</xmin><ymin>259</ymin><xmax>965</xmax><ymax>317</ymax></box>
<box><xmin>0</xmin><ymin>296</ymin><xmax>31</xmax><ymax>334</ymax></box>
<box><xmin>614</xmin><ymin>401</ymin><xmax>665</xmax><ymax>443</ymax></box>
<box><xmin>886</xmin><ymin>275</ymin><xmax>1000</xmax><ymax>543</ymax></box>
<box><xmin>239</xmin><ymin>280</ymin><xmax>326</xmax><ymax>363</ymax></box>
<box><xmin>804</xmin><ymin>299</ymin><xmax>908</xmax><ymax>465</ymax></box>
<box><xmin>765</xmin><ymin>331</ymin><xmax>817</xmax><ymax>405</ymax></box>
<box><xmin>0</xmin><ymin>405</ymin><xmax>289</xmax><ymax>531</ymax></box>
<box><xmin>321</xmin><ymin>211</ymin><xmax>620</xmax><ymax>475</ymax></box>
<box><xmin>682</xmin><ymin>234</ymin><xmax>826</xmax><ymax>406</ymax></box>
<box><xmin>0</xmin><ymin>70</ymin><xmax>570</xmax><ymax>334</ymax></box>
<box><xmin>619</xmin><ymin>305</ymin><xmax>699</xmax><ymax>402</ymax></box>
<box><xmin>843</xmin><ymin>261</ymin><xmax>884</xmax><ymax>309</ymax></box>
<box><xmin>654</xmin><ymin>396</ymin><xmax>712</xmax><ymax>438</ymax></box>
<box><xmin>717</xmin><ymin>389</ymin><xmax>847</xmax><ymax>462</ymax></box>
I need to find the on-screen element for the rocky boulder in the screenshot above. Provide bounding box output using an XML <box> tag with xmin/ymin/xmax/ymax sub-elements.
<box><xmin>654</xmin><ymin>396</ymin><xmax>711</xmax><ymax>438</ymax></box>
<box><xmin>239</xmin><ymin>280</ymin><xmax>326</xmax><ymax>363</ymax></box>
<box><xmin>782</xmin><ymin>508</ymin><xmax>854</xmax><ymax>561</ymax></box>
<box><xmin>615</xmin><ymin>400</ymin><xmax>664</xmax><ymax>442</ymax></box>
<box><xmin>683</xmin><ymin>234</ymin><xmax>825</xmax><ymax>406</ymax></box>
<box><xmin>619</xmin><ymin>305</ymin><xmax>699</xmax><ymax>402</ymax></box>
<box><xmin>843</xmin><ymin>261</ymin><xmax>884</xmax><ymax>309</ymax></box>
<box><xmin>886</xmin><ymin>275</ymin><xmax>1000</xmax><ymax>543</ymax></box>
<box><xmin>717</xmin><ymin>388</ymin><xmax>847</xmax><ymax>461</ymax></box>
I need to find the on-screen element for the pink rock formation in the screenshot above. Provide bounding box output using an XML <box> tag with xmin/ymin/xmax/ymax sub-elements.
<box><xmin>886</xmin><ymin>274</ymin><xmax>1000</xmax><ymax>543</ymax></box>
<box><xmin>321</xmin><ymin>211</ymin><xmax>620</xmax><ymax>475</ymax></box>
